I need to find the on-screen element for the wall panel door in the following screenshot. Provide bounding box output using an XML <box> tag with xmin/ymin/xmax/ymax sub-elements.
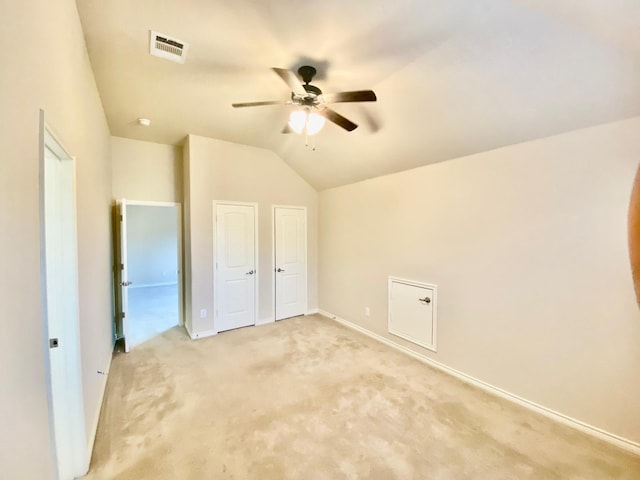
<box><xmin>215</xmin><ymin>203</ymin><xmax>257</xmax><ymax>332</ymax></box>
<box><xmin>274</xmin><ymin>207</ymin><xmax>307</xmax><ymax>320</ymax></box>
<box><xmin>388</xmin><ymin>277</ymin><xmax>438</xmax><ymax>352</ymax></box>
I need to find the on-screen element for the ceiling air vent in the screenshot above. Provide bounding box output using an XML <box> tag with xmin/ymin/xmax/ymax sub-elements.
<box><xmin>149</xmin><ymin>30</ymin><xmax>188</xmax><ymax>64</ymax></box>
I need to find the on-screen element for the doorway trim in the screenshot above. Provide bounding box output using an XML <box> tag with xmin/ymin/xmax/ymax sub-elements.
<box><xmin>213</xmin><ymin>200</ymin><xmax>259</xmax><ymax>333</ymax></box>
<box><xmin>271</xmin><ymin>205</ymin><xmax>308</xmax><ymax>322</ymax></box>
<box><xmin>38</xmin><ymin>111</ymin><xmax>88</xmax><ymax>477</ymax></box>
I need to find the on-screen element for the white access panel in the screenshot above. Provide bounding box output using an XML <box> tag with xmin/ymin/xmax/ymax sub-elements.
<box><xmin>388</xmin><ymin>277</ymin><xmax>437</xmax><ymax>352</ymax></box>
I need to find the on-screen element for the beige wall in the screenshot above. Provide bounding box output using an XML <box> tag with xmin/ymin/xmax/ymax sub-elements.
<box><xmin>0</xmin><ymin>0</ymin><xmax>113</xmax><ymax>478</ymax></box>
<box><xmin>319</xmin><ymin>117</ymin><xmax>640</xmax><ymax>443</ymax></box>
<box><xmin>183</xmin><ymin>135</ymin><xmax>318</xmax><ymax>334</ymax></box>
<box><xmin>127</xmin><ymin>205</ymin><xmax>179</xmax><ymax>286</ymax></box>
<box><xmin>111</xmin><ymin>136</ymin><xmax>182</xmax><ymax>202</ymax></box>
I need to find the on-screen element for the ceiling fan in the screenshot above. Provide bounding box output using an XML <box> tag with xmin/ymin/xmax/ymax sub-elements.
<box><xmin>232</xmin><ymin>66</ymin><xmax>377</xmax><ymax>134</ymax></box>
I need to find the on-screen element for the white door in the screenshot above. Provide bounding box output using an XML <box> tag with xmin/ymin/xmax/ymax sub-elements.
<box><xmin>215</xmin><ymin>203</ymin><xmax>257</xmax><ymax>332</ymax></box>
<box><xmin>42</xmin><ymin>141</ymin><xmax>86</xmax><ymax>478</ymax></box>
<box><xmin>274</xmin><ymin>207</ymin><xmax>307</xmax><ymax>320</ymax></box>
<box><xmin>116</xmin><ymin>199</ymin><xmax>131</xmax><ymax>352</ymax></box>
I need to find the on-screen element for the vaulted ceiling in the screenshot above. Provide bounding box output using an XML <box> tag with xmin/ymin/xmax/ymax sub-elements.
<box><xmin>76</xmin><ymin>0</ymin><xmax>640</xmax><ymax>190</ymax></box>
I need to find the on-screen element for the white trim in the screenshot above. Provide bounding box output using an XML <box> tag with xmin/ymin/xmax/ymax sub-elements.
<box><xmin>272</xmin><ymin>205</ymin><xmax>308</xmax><ymax>321</ymax></box>
<box><xmin>388</xmin><ymin>276</ymin><xmax>438</xmax><ymax>352</ymax></box>
<box><xmin>318</xmin><ymin>309</ymin><xmax>640</xmax><ymax>456</ymax></box>
<box><xmin>128</xmin><ymin>281</ymin><xmax>179</xmax><ymax>289</ymax></box>
<box><xmin>187</xmin><ymin>327</ymin><xmax>218</xmax><ymax>340</ymax></box>
<box><xmin>213</xmin><ymin>200</ymin><xmax>259</xmax><ymax>333</ymax></box>
<box><xmin>176</xmin><ymin>206</ymin><xmax>184</xmax><ymax>328</ymax></box>
<box><xmin>306</xmin><ymin>308</ymin><xmax>319</xmax><ymax>315</ymax></box>
<box><xmin>83</xmin><ymin>353</ymin><xmax>112</xmax><ymax>474</ymax></box>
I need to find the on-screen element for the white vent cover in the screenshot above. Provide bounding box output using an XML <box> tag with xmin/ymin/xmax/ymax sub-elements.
<box><xmin>149</xmin><ymin>30</ymin><xmax>188</xmax><ymax>64</ymax></box>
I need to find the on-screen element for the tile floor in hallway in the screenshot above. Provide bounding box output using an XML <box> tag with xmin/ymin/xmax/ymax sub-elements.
<box><xmin>127</xmin><ymin>285</ymin><xmax>179</xmax><ymax>348</ymax></box>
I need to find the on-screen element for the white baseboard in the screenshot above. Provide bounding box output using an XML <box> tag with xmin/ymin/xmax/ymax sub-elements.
<box><xmin>83</xmin><ymin>352</ymin><xmax>113</xmax><ymax>474</ymax></box>
<box><xmin>306</xmin><ymin>308</ymin><xmax>319</xmax><ymax>315</ymax></box>
<box><xmin>318</xmin><ymin>309</ymin><xmax>640</xmax><ymax>456</ymax></box>
<box><xmin>256</xmin><ymin>317</ymin><xmax>275</xmax><ymax>326</ymax></box>
<box><xmin>187</xmin><ymin>327</ymin><xmax>218</xmax><ymax>340</ymax></box>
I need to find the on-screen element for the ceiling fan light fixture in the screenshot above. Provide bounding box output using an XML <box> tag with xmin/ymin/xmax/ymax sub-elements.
<box><xmin>306</xmin><ymin>112</ymin><xmax>326</xmax><ymax>135</ymax></box>
<box><xmin>288</xmin><ymin>109</ymin><xmax>307</xmax><ymax>134</ymax></box>
<box><xmin>288</xmin><ymin>108</ymin><xmax>325</xmax><ymax>136</ymax></box>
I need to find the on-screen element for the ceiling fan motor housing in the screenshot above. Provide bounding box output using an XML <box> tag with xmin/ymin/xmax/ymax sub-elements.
<box><xmin>297</xmin><ymin>66</ymin><xmax>322</xmax><ymax>101</ymax></box>
<box><xmin>303</xmin><ymin>84</ymin><xmax>322</xmax><ymax>96</ymax></box>
<box><xmin>232</xmin><ymin>65</ymin><xmax>377</xmax><ymax>133</ymax></box>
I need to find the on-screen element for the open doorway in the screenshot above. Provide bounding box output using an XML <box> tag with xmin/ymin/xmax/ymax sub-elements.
<box><xmin>116</xmin><ymin>201</ymin><xmax>182</xmax><ymax>350</ymax></box>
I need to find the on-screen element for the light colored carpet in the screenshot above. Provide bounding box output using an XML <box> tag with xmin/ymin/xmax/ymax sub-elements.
<box><xmin>85</xmin><ymin>315</ymin><xmax>640</xmax><ymax>479</ymax></box>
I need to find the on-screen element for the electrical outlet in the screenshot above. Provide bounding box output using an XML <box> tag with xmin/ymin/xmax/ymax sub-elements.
<box><xmin>200</xmin><ymin>309</ymin><xmax>207</xmax><ymax>318</ymax></box>
<box><xmin>365</xmin><ymin>307</ymin><xmax>370</xmax><ymax>317</ymax></box>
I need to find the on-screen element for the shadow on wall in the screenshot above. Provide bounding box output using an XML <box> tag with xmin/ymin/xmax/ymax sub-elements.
<box><xmin>629</xmin><ymin>162</ymin><xmax>640</xmax><ymax>306</ymax></box>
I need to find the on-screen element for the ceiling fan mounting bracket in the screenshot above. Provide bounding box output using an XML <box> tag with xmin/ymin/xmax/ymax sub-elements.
<box><xmin>297</xmin><ymin>65</ymin><xmax>317</xmax><ymax>84</ymax></box>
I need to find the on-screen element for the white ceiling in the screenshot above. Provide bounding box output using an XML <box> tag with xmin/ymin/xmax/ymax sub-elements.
<box><xmin>76</xmin><ymin>0</ymin><xmax>640</xmax><ymax>190</ymax></box>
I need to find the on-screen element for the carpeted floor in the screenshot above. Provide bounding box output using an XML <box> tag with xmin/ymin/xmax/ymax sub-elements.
<box><xmin>84</xmin><ymin>315</ymin><xmax>640</xmax><ymax>479</ymax></box>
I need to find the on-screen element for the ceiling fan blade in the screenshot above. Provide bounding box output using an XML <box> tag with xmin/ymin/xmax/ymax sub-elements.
<box><xmin>272</xmin><ymin>68</ymin><xmax>307</xmax><ymax>96</ymax></box>
<box><xmin>322</xmin><ymin>90</ymin><xmax>377</xmax><ymax>103</ymax></box>
<box><xmin>318</xmin><ymin>108</ymin><xmax>358</xmax><ymax>132</ymax></box>
<box><xmin>232</xmin><ymin>100</ymin><xmax>291</xmax><ymax>108</ymax></box>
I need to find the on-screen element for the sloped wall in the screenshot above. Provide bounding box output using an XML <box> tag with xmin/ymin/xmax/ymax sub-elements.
<box><xmin>319</xmin><ymin>117</ymin><xmax>640</xmax><ymax>444</ymax></box>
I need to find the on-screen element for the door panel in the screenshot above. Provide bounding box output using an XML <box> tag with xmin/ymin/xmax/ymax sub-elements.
<box><xmin>275</xmin><ymin>207</ymin><xmax>307</xmax><ymax>320</ymax></box>
<box><xmin>117</xmin><ymin>200</ymin><xmax>130</xmax><ymax>352</ymax></box>
<box><xmin>216</xmin><ymin>204</ymin><xmax>256</xmax><ymax>332</ymax></box>
<box><xmin>43</xmin><ymin>144</ymin><xmax>86</xmax><ymax>478</ymax></box>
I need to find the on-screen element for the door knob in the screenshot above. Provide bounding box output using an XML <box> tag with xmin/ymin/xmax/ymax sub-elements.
<box><xmin>276</xmin><ymin>268</ymin><xmax>285</xmax><ymax>272</ymax></box>
<box><xmin>246</xmin><ymin>270</ymin><xmax>254</xmax><ymax>275</ymax></box>
<box><xmin>419</xmin><ymin>297</ymin><xmax>431</xmax><ymax>304</ymax></box>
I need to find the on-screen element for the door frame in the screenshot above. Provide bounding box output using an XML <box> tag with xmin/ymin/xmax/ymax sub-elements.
<box><xmin>213</xmin><ymin>201</ymin><xmax>259</xmax><ymax>333</ymax></box>
<box><xmin>38</xmin><ymin>111</ymin><xmax>88</xmax><ymax>477</ymax></box>
<box><xmin>271</xmin><ymin>205</ymin><xmax>308</xmax><ymax>322</ymax></box>
<box><xmin>117</xmin><ymin>200</ymin><xmax>184</xmax><ymax>345</ymax></box>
